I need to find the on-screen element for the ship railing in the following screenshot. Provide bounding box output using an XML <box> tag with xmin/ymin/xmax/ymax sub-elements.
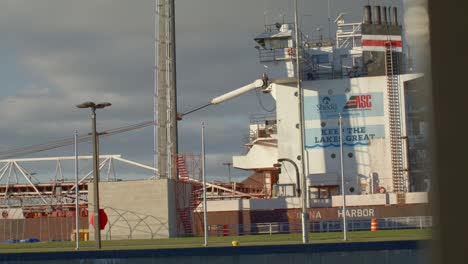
<box><xmin>250</xmin><ymin>113</ymin><xmax>277</xmax><ymax>124</ymax></box>
<box><xmin>258</xmin><ymin>48</ymin><xmax>291</xmax><ymax>63</ymax></box>
<box><xmin>336</xmin><ymin>22</ymin><xmax>362</xmax><ymax>49</ymax></box>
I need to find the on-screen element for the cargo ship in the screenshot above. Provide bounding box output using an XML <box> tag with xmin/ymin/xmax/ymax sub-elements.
<box><xmin>184</xmin><ymin>4</ymin><xmax>431</xmax><ymax>235</ymax></box>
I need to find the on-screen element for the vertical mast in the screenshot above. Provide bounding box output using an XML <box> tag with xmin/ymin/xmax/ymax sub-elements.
<box><xmin>156</xmin><ymin>0</ymin><xmax>177</xmax><ymax>179</ymax></box>
<box><xmin>168</xmin><ymin>0</ymin><xmax>178</xmax><ymax>179</ymax></box>
<box><xmin>156</xmin><ymin>0</ymin><xmax>167</xmax><ymax>178</ymax></box>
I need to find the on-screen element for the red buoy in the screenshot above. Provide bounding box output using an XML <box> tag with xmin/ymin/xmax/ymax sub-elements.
<box><xmin>90</xmin><ymin>209</ymin><xmax>108</xmax><ymax>230</ymax></box>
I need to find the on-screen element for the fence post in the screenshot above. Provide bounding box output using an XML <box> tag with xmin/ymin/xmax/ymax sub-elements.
<box><xmin>419</xmin><ymin>216</ymin><xmax>423</xmax><ymax>229</ymax></box>
<box><xmin>269</xmin><ymin>223</ymin><xmax>272</xmax><ymax>236</ymax></box>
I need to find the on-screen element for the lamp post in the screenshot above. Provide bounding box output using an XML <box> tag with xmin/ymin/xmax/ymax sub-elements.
<box><xmin>222</xmin><ymin>162</ymin><xmax>232</xmax><ymax>183</ymax></box>
<box><xmin>76</xmin><ymin>101</ymin><xmax>111</xmax><ymax>249</ymax></box>
<box><xmin>74</xmin><ymin>130</ymin><xmax>80</xmax><ymax>250</ymax></box>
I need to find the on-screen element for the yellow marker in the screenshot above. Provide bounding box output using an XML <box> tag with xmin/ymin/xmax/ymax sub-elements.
<box><xmin>231</xmin><ymin>241</ymin><xmax>239</xmax><ymax>246</ymax></box>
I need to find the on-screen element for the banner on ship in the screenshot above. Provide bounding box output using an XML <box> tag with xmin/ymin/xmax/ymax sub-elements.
<box><xmin>304</xmin><ymin>92</ymin><xmax>384</xmax><ymax>120</ymax></box>
<box><xmin>305</xmin><ymin>125</ymin><xmax>385</xmax><ymax>149</ymax></box>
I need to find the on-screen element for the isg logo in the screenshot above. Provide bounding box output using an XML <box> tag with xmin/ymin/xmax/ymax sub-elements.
<box><xmin>344</xmin><ymin>95</ymin><xmax>372</xmax><ymax>110</ymax></box>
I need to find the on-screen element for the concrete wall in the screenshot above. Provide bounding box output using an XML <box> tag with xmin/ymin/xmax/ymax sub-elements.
<box><xmin>88</xmin><ymin>179</ymin><xmax>177</xmax><ymax>240</ymax></box>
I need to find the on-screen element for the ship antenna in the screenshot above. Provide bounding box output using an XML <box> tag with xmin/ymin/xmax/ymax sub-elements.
<box><xmin>327</xmin><ymin>0</ymin><xmax>331</xmax><ymax>41</ymax></box>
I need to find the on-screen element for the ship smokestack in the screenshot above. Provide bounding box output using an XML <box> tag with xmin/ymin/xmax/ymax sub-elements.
<box><xmin>382</xmin><ymin>6</ymin><xmax>388</xmax><ymax>25</ymax></box>
<box><xmin>388</xmin><ymin>7</ymin><xmax>392</xmax><ymax>24</ymax></box>
<box><xmin>373</xmin><ymin>6</ymin><xmax>382</xmax><ymax>24</ymax></box>
<box><xmin>363</xmin><ymin>5</ymin><xmax>372</xmax><ymax>24</ymax></box>
<box><xmin>393</xmin><ymin>7</ymin><xmax>398</xmax><ymax>25</ymax></box>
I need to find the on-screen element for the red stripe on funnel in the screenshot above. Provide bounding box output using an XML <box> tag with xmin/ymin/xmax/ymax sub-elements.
<box><xmin>362</xmin><ymin>40</ymin><xmax>402</xmax><ymax>47</ymax></box>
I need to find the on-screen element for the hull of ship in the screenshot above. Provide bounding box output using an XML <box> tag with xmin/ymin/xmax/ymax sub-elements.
<box><xmin>193</xmin><ymin>203</ymin><xmax>430</xmax><ymax>235</ymax></box>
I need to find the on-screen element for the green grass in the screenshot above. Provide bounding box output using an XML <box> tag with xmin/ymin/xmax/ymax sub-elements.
<box><xmin>0</xmin><ymin>229</ymin><xmax>431</xmax><ymax>254</ymax></box>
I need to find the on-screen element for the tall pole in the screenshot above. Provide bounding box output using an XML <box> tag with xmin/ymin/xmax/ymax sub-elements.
<box><xmin>202</xmin><ymin>122</ymin><xmax>208</xmax><ymax>247</ymax></box>
<box><xmin>294</xmin><ymin>0</ymin><xmax>309</xmax><ymax>244</ymax></box>
<box><xmin>339</xmin><ymin>113</ymin><xmax>348</xmax><ymax>241</ymax></box>
<box><xmin>91</xmin><ymin>108</ymin><xmax>101</xmax><ymax>249</ymax></box>
<box><xmin>169</xmin><ymin>0</ymin><xmax>178</xmax><ymax>180</ymax></box>
<box><xmin>74</xmin><ymin>130</ymin><xmax>80</xmax><ymax>250</ymax></box>
<box><xmin>156</xmin><ymin>0</ymin><xmax>168</xmax><ymax>179</ymax></box>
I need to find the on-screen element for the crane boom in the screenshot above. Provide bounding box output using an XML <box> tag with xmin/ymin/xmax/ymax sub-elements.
<box><xmin>179</xmin><ymin>73</ymin><xmax>269</xmax><ymax>119</ymax></box>
<box><xmin>211</xmin><ymin>79</ymin><xmax>265</xmax><ymax>105</ymax></box>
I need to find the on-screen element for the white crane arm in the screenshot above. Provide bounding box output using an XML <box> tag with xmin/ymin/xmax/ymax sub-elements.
<box><xmin>210</xmin><ymin>79</ymin><xmax>265</xmax><ymax>105</ymax></box>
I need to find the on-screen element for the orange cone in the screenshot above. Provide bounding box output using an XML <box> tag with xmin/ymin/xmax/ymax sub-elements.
<box><xmin>371</xmin><ymin>218</ymin><xmax>378</xmax><ymax>231</ymax></box>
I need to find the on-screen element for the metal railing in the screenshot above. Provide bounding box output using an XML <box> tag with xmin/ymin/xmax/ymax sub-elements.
<box><xmin>205</xmin><ymin>216</ymin><xmax>432</xmax><ymax>236</ymax></box>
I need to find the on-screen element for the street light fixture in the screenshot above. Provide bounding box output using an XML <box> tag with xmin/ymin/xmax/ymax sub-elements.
<box><xmin>276</xmin><ymin>158</ymin><xmax>301</xmax><ymax>197</ymax></box>
<box><xmin>276</xmin><ymin>157</ymin><xmax>308</xmax><ymax>243</ymax></box>
<box><xmin>76</xmin><ymin>101</ymin><xmax>111</xmax><ymax>249</ymax></box>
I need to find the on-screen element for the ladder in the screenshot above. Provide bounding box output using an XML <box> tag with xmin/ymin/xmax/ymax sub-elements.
<box><xmin>384</xmin><ymin>42</ymin><xmax>406</xmax><ymax>196</ymax></box>
<box><xmin>176</xmin><ymin>154</ymin><xmax>203</xmax><ymax>235</ymax></box>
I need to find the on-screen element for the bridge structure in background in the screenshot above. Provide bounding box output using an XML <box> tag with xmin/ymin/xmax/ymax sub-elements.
<box><xmin>0</xmin><ymin>155</ymin><xmax>157</xmax><ymax>217</ymax></box>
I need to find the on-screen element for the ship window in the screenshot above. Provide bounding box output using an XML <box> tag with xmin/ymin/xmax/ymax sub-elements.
<box><xmin>348</xmin><ymin>152</ymin><xmax>354</xmax><ymax>158</ymax></box>
<box><xmin>310</xmin><ymin>187</ymin><xmax>319</xmax><ymax>199</ymax></box>
<box><xmin>312</xmin><ymin>54</ymin><xmax>330</xmax><ymax>64</ymax></box>
<box><xmin>331</xmin><ymin>153</ymin><xmax>336</xmax><ymax>159</ymax></box>
<box><xmin>269</xmin><ymin>38</ymin><xmax>289</xmax><ymax>49</ymax></box>
<box><xmin>310</xmin><ymin>186</ymin><xmax>338</xmax><ymax>199</ymax></box>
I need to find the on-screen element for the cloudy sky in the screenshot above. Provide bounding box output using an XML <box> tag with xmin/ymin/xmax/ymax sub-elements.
<box><xmin>0</xmin><ymin>0</ymin><xmax>428</xmax><ymax>182</ymax></box>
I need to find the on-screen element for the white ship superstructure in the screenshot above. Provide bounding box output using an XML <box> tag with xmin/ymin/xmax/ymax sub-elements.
<box><xmin>233</xmin><ymin>5</ymin><xmax>425</xmax><ymax>203</ymax></box>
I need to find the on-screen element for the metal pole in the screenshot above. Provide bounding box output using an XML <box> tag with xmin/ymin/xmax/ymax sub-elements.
<box><xmin>339</xmin><ymin>113</ymin><xmax>347</xmax><ymax>241</ymax></box>
<box><xmin>327</xmin><ymin>0</ymin><xmax>331</xmax><ymax>41</ymax></box>
<box><xmin>74</xmin><ymin>130</ymin><xmax>80</xmax><ymax>250</ymax></box>
<box><xmin>91</xmin><ymin>108</ymin><xmax>101</xmax><ymax>249</ymax></box>
<box><xmin>294</xmin><ymin>0</ymin><xmax>309</xmax><ymax>244</ymax></box>
<box><xmin>202</xmin><ymin>122</ymin><xmax>208</xmax><ymax>247</ymax></box>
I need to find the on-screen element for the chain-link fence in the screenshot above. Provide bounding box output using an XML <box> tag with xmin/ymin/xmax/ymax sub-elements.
<box><xmin>0</xmin><ymin>216</ymin><xmax>431</xmax><ymax>242</ymax></box>
<box><xmin>0</xmin><ymin>217</ymin><xmax>88</xmax><ymax>242</ymax></box>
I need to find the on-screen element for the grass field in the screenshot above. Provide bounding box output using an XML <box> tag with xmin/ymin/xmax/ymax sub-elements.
<box><xmin>0</xmin><ymin>229</ymin><xmax>431</xmax><ymax>254</ymax></box>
